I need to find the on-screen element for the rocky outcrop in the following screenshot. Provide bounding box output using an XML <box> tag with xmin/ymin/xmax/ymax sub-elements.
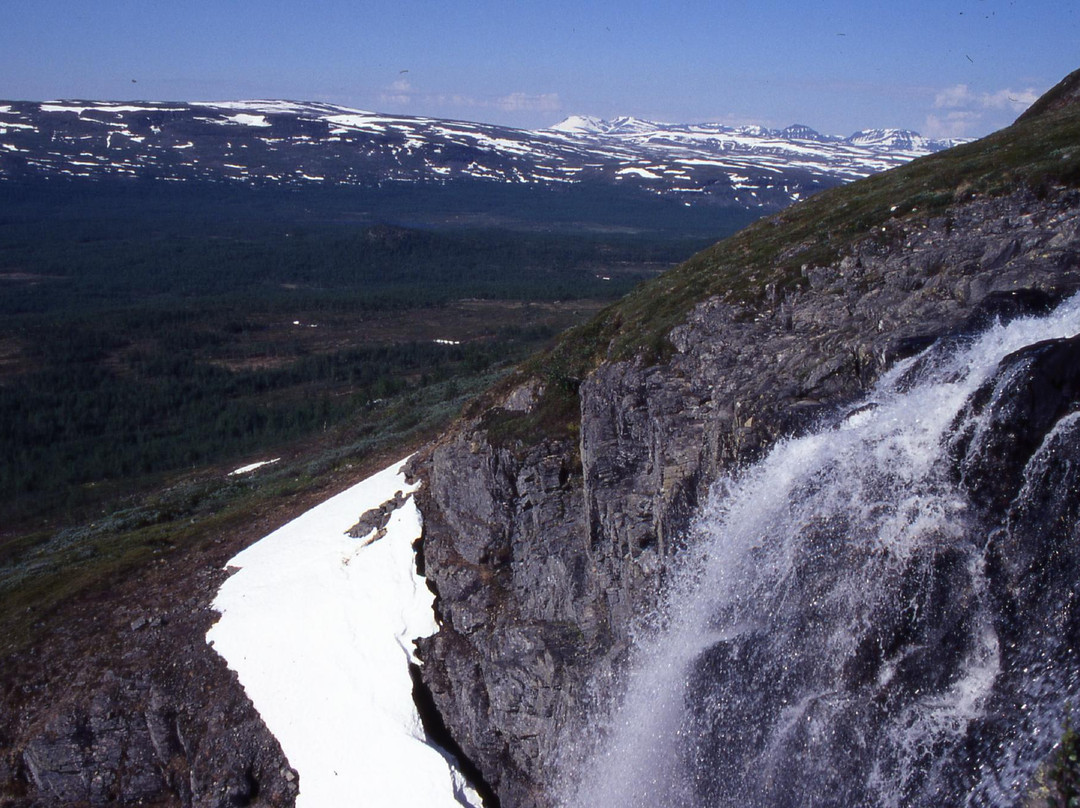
<box><xmin>413</xmin><ymin>186</ymin><xmax>1080</xmax><ymax>806</ymax></box>
<box><xmin>348</xmin><ymin>489</ymin><xmax>409</xmax><ymax>543</ymax></box>
<box><xmin>0</xmin><ymin>528</ymin><xmax>300</xmax><ymax>808</ymax></box>
<box><xmin>10</xmin><ymin>669</ymin><xmax>290</xmax><ymax>807</ymax></box>
<box><xmin>413</xmin><ymin>435</ymin><xmax>596</xmax><ymax>808</ymax></box>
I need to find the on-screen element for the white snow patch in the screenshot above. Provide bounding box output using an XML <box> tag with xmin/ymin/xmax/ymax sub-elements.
<box><xmin>199</xmin><ymin>100</ymin><xmax>375</xmax><ymax>118</ymax></box>
<box><xmin>88</xmin><ymin>104</ymin><xmax>187</xmax><ymax>113</ymax></box>
<box><xmin>325</xmin><ymin>114</ymin><xmax>388</xmax><ymax>132</ymax></box>
<box><xmin>40</xmin><ymin>103</ymin><xmax>91</xmax><ymax>115</ymax></box>
<box><xmin>228</xmin><ymin>458</ymin><xmax>281</xmax><ymax>476</ymax></box>
<box><xmin>616</xmin><ymin>166</ymin><xmax>662</xmax><ymax>179</ymax></box>
<box><xmin>207</xmin><ymin>458</ymin><xmax>481</xmax><ymax>808</ymax></box>
<box><xmin>548</xmin><ymin>114</ymin><xmax>608</xmax><ymax>134</ymax></box>
<box><xmin>223</xmin><ymin>113</ymin><xmax>271</xmax><ymax>128</ymax></box>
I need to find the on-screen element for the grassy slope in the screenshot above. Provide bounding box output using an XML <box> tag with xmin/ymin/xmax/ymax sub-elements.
<box><xmin>497</xmin><ymin>71</ymin><xmax>1080</xmax><ymax>440</ymax></box>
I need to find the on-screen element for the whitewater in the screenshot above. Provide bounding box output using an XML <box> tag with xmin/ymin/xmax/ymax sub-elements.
<box><xmin>569</xmin><ymin>294</ymin><xmax>1080</xmax><ymax>807</ymax></box>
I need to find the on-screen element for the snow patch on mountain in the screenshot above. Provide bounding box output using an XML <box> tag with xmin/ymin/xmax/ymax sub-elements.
<box><xmin>845</xmin><ymin>128</ymin><xmax>961</xmax><ymax>151</ymax></box>
<box><xmin>199</xmin><ymin>99</ymin><xmax>376</xmax><ymax>117</ymax></box>
<box><xmin>0</xmin><ymin>100</ymin><xmax>970</xmax><ymax>209</ymax></box>
<box><xmin>550</xmin><ymin>115</ymin><xmax>961</xmax><ymax>153</ymax></box>
<box><xmin>548</xmin><ymin>114</ymin><xmax>609</xmax><ymax>134</ymax></box>
<box><xmin>617</xmin><ymin>166</ymin><xmax>663</xmax><ymax>179</ymax></box>
<box><xmin>221</xmin><ymin>113</ymin><xmax>271</xmax><ymax>127</ymax></box>
<box><xmin>207</xmin><ymin>458</ymin><xmax>481</xmax><ymax>808</ymax></box>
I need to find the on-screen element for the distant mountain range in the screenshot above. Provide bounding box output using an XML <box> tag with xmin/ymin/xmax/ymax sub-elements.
<box><xmin>0</xmin><ymin>100</ymin><xmax>964</xmax><ymax>212</ymax></box>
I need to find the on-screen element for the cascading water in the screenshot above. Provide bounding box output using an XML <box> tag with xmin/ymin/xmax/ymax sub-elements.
<box><xmin>569</xmin><ymin>294</ymin><xmax>1080</xmax><ymax>807</ymax></box>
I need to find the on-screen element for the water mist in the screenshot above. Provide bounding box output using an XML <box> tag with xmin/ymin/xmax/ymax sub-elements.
<box><xmin>568</xmin><ymin>295</ymin><xmax>1080</xmax><ymax>807</ymax></box>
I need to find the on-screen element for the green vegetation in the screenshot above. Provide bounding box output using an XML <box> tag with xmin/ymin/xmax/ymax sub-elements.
<box><xmin>0</xmin><ymin>174</ymin><xmax>738</xmax><ymax>644</ymax></box>
<box><xmin>3</xmin><ymin>318</ymin><xmax>522</xmax><ymax>512</ymax></box>
<box><xmin>484</xmin><ymin>92</ymin><xmax>1080</xmax><ymax>448</ymax></box>
<box><xmin>0</xmin><ymin>179</ymin><xmax>724</xmax><ymax>521</ymax></box>
<box><xmin>0</xmin><ymin>367</ymin><xmax>501</xmax><ymax>654</ymax></box>
<box><xmin>1026</xmin><ymin>713</ymin><xmax>1080</xmax><ymax>807</ymax></box>
<box><xmin>1043</xmin><ymin>719</ymin><xmax>1080</xmax><ymax>807</ymax></box>
<box><xmin>0</xmin><ymin>183</ymin><xmax>711</xmax><ymax>316</ymax></box>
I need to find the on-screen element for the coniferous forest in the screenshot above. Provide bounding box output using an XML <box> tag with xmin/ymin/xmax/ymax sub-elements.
<box><xmin>0</xmin><ymin>179</ymin><xmax>732</xmax><ymax>527</ymax></box>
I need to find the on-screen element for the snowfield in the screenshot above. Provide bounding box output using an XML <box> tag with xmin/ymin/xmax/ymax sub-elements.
<box><xmin>227</xmin><ymin>458</ymin><xmax>281</xmax><ymax>476</ymax></box>
<box><xmin>206</xmin><ymin>458</ymin><xmax>481</xmax><ymax>807</ymax></box>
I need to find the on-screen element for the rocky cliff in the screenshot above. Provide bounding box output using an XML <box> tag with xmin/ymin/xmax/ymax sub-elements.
<box><xmin>412</xmin><ymin>68</ymin><xmax>1080</xmax><ymax>806</ymax></box>
<box><xmin>0</xmin><ymin>510</ymin><xmax>301</xmax><ymax>807</ymax></box>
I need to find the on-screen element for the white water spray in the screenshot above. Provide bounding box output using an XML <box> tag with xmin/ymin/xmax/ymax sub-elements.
<box><xmin>569</xmin><ymin>295</ymin><xmax>1080</xmax><ymax>807</ymax></box>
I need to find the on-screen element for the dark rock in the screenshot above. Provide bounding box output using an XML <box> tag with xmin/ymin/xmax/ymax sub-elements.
<box><xmin>952</xmin><ymin>334</ymin><xmax>1080</xmax><ymax>515</ymax></box>
<box><xmin>985</xmin><ymin>400</ymin><xmax>1080</xmax><ymax>645</ymax></box>
<box><xmin>415</xmin><ymin>432</ymin><xmax>595</xmax><ymax>806</ymax></box>
<box><xmin>0</xmin><ymin>525</ymin><xmax>302</xmax><ymax>808</ymax></box>
<box><xmin>414</xmin><ymin>186</ymin><xmax>1080</xmax><ymax>805</ymax></box>
<box><xmin>347</xmin><ymin>489</ymin><xmax>409</xmax><ymax>542</ymax></box>
<box><xmin>957</xmin><ymin>287</ymin><xmax>1058</xmax><ymax>333</ymax></box>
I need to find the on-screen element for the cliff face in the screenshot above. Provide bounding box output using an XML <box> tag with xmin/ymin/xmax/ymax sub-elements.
<box><xmin>0</xmin><ymin>540</ymin><xmax>299</xmax><ymax>807</ymax></box>
<box><xmin>413</xmin><ymin>88</ymin><xmax>1080</xmax><ymax>805</ymax></box>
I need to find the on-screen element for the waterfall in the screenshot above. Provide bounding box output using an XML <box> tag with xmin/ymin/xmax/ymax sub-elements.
<box><xmin>569</xmin><ymin>294</ymin><xmax>1080</xmax><ymax>807</ymax></box>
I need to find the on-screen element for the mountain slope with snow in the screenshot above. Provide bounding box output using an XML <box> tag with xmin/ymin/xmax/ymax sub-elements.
<box><xmin>0</xmin><ymin>101</ymin><xmax>963</xmax><ymax>212</ymax></box>
<box><xmin>409</xmin><ymin>73</ymin><xmax>1080</xmax><ymax>807</ymax></box>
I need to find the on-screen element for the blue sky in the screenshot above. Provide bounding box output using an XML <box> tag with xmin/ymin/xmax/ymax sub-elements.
<box><xmin>2</xmin><ymin>0</ymin><xmax>1076</xmax><ymax>137</ymax></box>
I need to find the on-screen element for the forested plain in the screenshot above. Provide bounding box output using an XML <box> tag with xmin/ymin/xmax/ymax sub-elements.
<box><xmin>0</xmin><ymin>179</ymin><xmax>741</xmax><ymax>528</ymax></box>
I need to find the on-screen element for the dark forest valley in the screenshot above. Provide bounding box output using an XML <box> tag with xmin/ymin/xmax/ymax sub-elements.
<box><xmin>0</xmin><ymin>178</ymin><xmax>741</xmax><ymax>653</ymax></box>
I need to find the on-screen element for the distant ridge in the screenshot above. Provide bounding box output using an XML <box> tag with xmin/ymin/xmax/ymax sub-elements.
<box><xmin>548</xmin><ymin>114</ymin><xmax>963</xmax><ymax>152</ymax></box>
<box><xmin>0</xmin><ymin>100</ymin><xmax>966</xmax><ymax>213</ymax></box>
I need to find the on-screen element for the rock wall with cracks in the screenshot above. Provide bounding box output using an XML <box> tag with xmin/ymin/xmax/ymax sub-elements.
<box><xmin>411</xmin><ymin>187</ymin><xmax>1080</xmax><ymax>807</ymax></box>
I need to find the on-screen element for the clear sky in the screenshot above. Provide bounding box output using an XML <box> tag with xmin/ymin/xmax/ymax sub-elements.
<box><xmin>2</xmin><ymin>1</ymin><xmax>1076</xmax><ymax>138</ymax></box>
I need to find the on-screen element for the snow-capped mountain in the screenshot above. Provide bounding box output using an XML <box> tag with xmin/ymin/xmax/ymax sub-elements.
<box><xmin>845</xmin><ymin>127</ymin><xmax>942</xmax><ymax>151</ymax></box>
<box><xmin>0</xmin><ymin>100</ymin><xmax>965</xmax><ymax>211</ymax></box>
